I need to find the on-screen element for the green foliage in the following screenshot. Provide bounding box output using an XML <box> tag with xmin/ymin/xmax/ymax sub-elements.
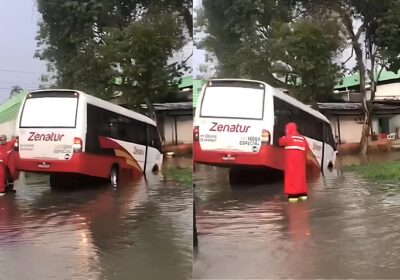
<box><xmin>10</xmin><ymin>86</ymin><xmax>23</xmax><ymax>99</ymax></box>
<box><xmin>345</xmin><ymin>161</ymin><xmax>400</xmax><ymax>182</ymax></box>
<box><xmin>164</xmin><ymin>167</ymin><xmax>192</xmax><ymax>187</ymax></box>
<box><xmin>35</xmin><ymin>0</ymin><xmax>190</xmax><ymax>108</ymax></box>
<box><xmin>268</xmin><ymin>20</ymin><xmax>343</xmax><ymax>102</ymax></box>
<box><xmin>202</xmin><ymin>0</ymin><xmax>343</xmax><ymax>103</ymax></box>
<box><xmin>375</xmin><ymin>0</ymin><xmax>400</xmax><ymax>73</ymax></box>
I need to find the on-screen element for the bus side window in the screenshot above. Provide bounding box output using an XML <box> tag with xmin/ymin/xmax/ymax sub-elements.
<box><xmin>147</xmin><ymin>125</ymin><xmax>162</xmax><ymax>152</ymax></box>
<box><xmin>109</xmin><ymin>118</ymin><xmax>119</xmax><ymax>139</ymax></box>
<box><xmin>323</xmin><ymin>123</ymin><xmax>335</xmax><ymax>149</ymax></box>
<box><xmin>273</xmin><ymin>97</ymin><xmax>285</xmax><ymax>144</ymax></box>
<box><xmin>126</xmin><ymin>120</ymin><xmax>146</xmax><ymax>146</ymax></box>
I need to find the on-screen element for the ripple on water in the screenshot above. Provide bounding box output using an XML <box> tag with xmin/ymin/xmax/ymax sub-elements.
<box><xmin>0</xmin><ymin>157</ymin><xmax>192</xmax><ymax>280</ymax></box>
<box><xmin>194</xmin><ymin>157</ymin><xmax>400</xmax><ymax>279</ymax></box>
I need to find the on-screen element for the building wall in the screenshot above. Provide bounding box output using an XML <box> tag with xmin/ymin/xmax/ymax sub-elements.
<box><xmin>375</xmin><ymin>83</ymin><xmax>400</xmax><ymax>99</ymax></box>
<box><xmin>176</xmin><ymin>115</ymin><xmax>193</xmax><ymax>144</ymax></box>
<box><xmin>389</xmin><ymin>115</ymin><xmax>400</xmax><ymax>137</ymax></box>
<box><xmin>333</xmin><ymin>90</ymin><xmax>371</xmax><ymax>102</ymax></box>
<box><xmin>0</xmin><ymin>119</ymin><xmax>16</xmax><ymax>140</ymax></box>
<box><xmin>372</xmin><ymin>118</ymin><xmax>379</xmax><ymax>134</ymax></box>
<box><xmin>329</xmin><ymin>115</ymin><xmax>364</xmax><ymax>144</ymax></box>
<box><xmin>162</xmin><ymin>115</ymin><xmax>193</xmax><ymax>145</ymax></box>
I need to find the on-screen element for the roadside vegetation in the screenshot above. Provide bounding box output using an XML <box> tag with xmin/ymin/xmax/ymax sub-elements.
<box><xmin>164</xmin><ymin>167</ymin><xmax>192</xmax><ymax>187</ymax></box>
<box><xmin>345</xmin><ymin>161</ymin><xmax>400</xmax><ymax>182</ymax></box>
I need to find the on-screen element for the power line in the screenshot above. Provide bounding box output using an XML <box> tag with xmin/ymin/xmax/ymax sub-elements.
<box><xmin>0</xmin><ymin>80</ymin><xmax>42</xmax><ymax>85</ymax></box>
<box><xmin>0</xmin><ymin>69</ymin><xmax>42</xmax><ymax>74</ymax></box>
<box><xmin>0</xmin><ymin>87</ymin><xmax>39</xmax><ymax>90</ymax></box>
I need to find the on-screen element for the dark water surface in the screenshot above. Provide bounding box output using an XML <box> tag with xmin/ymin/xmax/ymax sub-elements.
<box><xmin>0</xmin><ymin>157</ymin><xmax>192</xmax><ymax>280</ymax></box>
<box><xmin>194</xmin><ymin>152</ymin><xmax>400</xmax><ymax>279</ymax></box>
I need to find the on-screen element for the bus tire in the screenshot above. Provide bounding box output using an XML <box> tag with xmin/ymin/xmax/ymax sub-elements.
<box><xmin>50</xmin><ymin>174</ymin><xmax>65</xmax><ymax>188</ymax></box>
<box><xmin>152</xmin><ymin>164</ymin><xmax>159</xmax><ymax>173</ymax></box>
<box><xmin>228</xmin><ymin>168</ymin><xmax>241</xmax><ymax>186</ymax></box>
<box><xmin>5</xmin><ymin>168</ymin><xmax>15</xmax><ymax>193</ymax></box>
<box><xmin>109</xmin><ymin>165</ymin><xmax>119</xmax><ymax>188</ymax></box>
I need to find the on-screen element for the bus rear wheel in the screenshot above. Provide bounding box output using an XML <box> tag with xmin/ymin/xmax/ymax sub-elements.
<box><xmin>228</xmin><ymin>168</ymin><xmax>242</xmax><ymax>186</ymax></box>
<box><xmin>109</xmin><ymin>165</ymin><xmax>119</xmax><ymax>188</ymax></box>
<box><xmin>50</xmin><ymin>174</ymin><xmax>67</xmax><ymax>188</ymax></box>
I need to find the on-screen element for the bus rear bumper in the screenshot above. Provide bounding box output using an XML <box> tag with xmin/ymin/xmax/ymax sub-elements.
<box><xmin>193</xmin><ymin>142</ymin><xmax>285</xmax><ymax>170</ymax></box>
<box><xmin>14</xmin><ymin>153</ymin><xmax>137</xmax><ymax>179</ymax></box>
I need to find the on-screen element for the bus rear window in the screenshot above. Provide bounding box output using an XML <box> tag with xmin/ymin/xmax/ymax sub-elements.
<box><xmin>200</xmin><ymin>86</ymin><xmax>265</xmax><ymax>119</ymax></box>
<box><xmin>20</xmin><ymin>94</ymin><xmax>78</xmax><ymax>128</ymax></box>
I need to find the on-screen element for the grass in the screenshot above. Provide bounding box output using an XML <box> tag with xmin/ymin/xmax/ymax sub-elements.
<box><xmin>344</xmin><ymin>160</ymin><xmax>400</xmax><ymax>182</ymax></box>
<box><xmin>163</xmin><ymin>167</ymin><xmax>192</xmax><ymax>187</ymax></box>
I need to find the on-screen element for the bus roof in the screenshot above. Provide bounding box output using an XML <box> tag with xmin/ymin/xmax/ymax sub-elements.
<box><xmin>28</xmin><ymin>89</ymin><xmax>156</xmax><ymax>126</ymax></box>
<box><xmin>207</xmin><ymin>78</ymin><xmax>330</xmax><ymax>123</ymax></box>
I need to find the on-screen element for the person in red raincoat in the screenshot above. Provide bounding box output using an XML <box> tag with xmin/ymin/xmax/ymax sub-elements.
<box><xmin>0</xmin><ymin>135</ymin><xmax>18</xmax><ymax>195</ymax></box>
<box><xmin>279</xmin><ymin>123</ymin><xmax>309</xmax><ymax>202</ymax></box>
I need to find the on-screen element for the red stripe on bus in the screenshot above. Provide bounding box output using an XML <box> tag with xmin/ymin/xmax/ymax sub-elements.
<box><xmin>15</xmin><ymin>152</ymin><xmax>143</xmax><ymax>179</ymax></box>
<box><xmin>98</xmin><ymin>136</ymin><xmax>143</xmax><ymax>172</ymax></box>
<box><xmin>193</xmin><ymin>142</ymin><xmax>320</xmax><ymax>176</ymax></box>
<box><xmin>193</xmin><ymin>142</ymin><xmax>285</xmax><ymax>170</ymax></box>
<box><xmin>98</xmin><ymin>136</ymin><xmax>124</xmax><ymax>150</ymax></box>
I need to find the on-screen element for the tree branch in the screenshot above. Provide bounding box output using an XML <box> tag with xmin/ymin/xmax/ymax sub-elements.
<box><xmin>181</xmin><ymin>7</ymin><xmax>193</xmax><ymax>38</ymax></box>
<box><xmin>355</xmin><ymin>22</ymin><xmax>366</xmax><ymax>40</ymax></box>
<box><xmin>343</xmin><ymin>48</ymin><xmax>354</xmax><ymax>65</ymax></box>
<box><xmin>377</xmin><ymin>65</ymin><xmax>385</xmax><ymax>82</ymax></box>
<box><xmin>182</xmin><ymin>52</ymin><xmax>193</xmax><ymax>64</ymax></box>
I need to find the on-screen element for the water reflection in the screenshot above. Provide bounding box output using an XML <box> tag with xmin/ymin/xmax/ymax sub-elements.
<box><xmin>0</xmin><ymin>157</ymin><xmax>192</xmax><ymax>280</ymax></box>
<box><xmin>194</xmin><ymin>153</ymin><xmax>400</xmax><ymax>279</ymax></box>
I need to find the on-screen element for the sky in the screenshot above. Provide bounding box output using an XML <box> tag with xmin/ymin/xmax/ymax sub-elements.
<box><xmin>194</xmin><ymin>0</ymin><xmax>201</xmax><ymax>8</ymax></box>
<box><xmin>0</xmin><ymin>0</ymin><xmax>47</xmax><ymax>104</ymax></box>
<box><xmin>0</xmin><ymin>0</ymin><xmax>192</xmax><ymax>105</ymax></box>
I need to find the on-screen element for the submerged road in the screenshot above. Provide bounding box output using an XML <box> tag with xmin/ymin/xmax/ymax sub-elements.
<box><xmin>0</xmin><ymin>157</ymin><xmax>192</xmax><ymax>280</ymax></box>
<box><xmin>194</xmin><ymin>152</ymin><xmax>400</xmax><ymax>279</ymax></box>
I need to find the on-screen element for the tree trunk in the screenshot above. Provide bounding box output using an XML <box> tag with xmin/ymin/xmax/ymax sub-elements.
<box><xmin>181</xmin><ymin>7</ymin><xmax>193</xmax><ymax>38</ymax></box>
<box><xmin>359</xmin><ymin>68</ymin><xmax>370</xmax><ymax>154</ymax></box>
<box><xmin>341</xmin><ymin>13</ymin><xmax>369</xmax><ymax>154</ymax></box>
<box><xmin>144</xmin><ymin>97</ymin><xmax>157</xmax><ymax>124</ymax></box>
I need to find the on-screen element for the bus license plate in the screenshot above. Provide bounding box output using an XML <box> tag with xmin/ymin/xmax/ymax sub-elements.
<box><xmin>38</xmin><ymin>163</ymin><xmax>50</xmax><ymax>168</ymax></box>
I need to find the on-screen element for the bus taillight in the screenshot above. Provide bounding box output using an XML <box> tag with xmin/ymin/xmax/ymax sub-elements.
<box><xmin>193</xmin><ymin>126</ymin><xmax>199</xmax><ymax>141</ymax></box>
<box><xmin>14</xmin><ymin>136</ymin><xmax>19</xmax><ymax>151</ymax></box>
<box><xmin>261</xmin><ymin>129</ymin><xmax>270</xmax><ymax>145</ymax></box>
<box><xmin>73</xmin><ymin>137</ymin><xmax>82</xmax><ymax>152</ymax></box>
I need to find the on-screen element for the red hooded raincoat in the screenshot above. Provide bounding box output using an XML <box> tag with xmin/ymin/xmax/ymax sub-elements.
<box><xmin>278</xmin><ymin>123</ymin><xmax>309</xmax><ymax>197</ymax></box>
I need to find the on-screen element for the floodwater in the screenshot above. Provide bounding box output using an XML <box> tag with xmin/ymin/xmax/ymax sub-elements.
<box><xmin>0</xmin><ymin>157</ymin><xmax>192</xmax><ymax>280</ymax></box>
<box><xmin>194</xmin><ymin>152</ymin><xmax>400</xmax><ymax>279</ymax></box>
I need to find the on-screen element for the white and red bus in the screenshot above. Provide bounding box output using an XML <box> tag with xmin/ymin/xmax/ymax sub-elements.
<box><xmin>14</xmin><ymin>89</ymin><xmax>163</xmax><ymax>187</ymax></box>
<box><xmin>193</xmin><ymin>79</ymin><xmax>337</xmax><ymax>183</ymax></box>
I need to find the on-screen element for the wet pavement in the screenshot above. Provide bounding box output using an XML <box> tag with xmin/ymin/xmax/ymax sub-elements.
<box><xmin>194</xmin><ymin>152</ymin><xmax>400</xmax><ymax>279</ymax></box>
<box><xmin>0</xmin><ymin>157</ymin><xmax>192</xmax><ymax>280</ymax></box>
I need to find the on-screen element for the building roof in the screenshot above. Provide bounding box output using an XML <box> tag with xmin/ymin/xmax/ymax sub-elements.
<box><xmin>335</xmin><ymin>70</ymin><xmax>400</xmax><ymax>90</ymax></box>
<box><xmin>335</xmin><ymin>74</ymin><xmax>361</xmax><ymax>89</ymax></box>
<box><xmin>318</xmin><ymin>101</ymin><xmax>400</xmax><ymax>116</ymax></box>
<box><xmin>0</xmin><ymin>91</ymin><xmax>27</xmax><ymax>124</ymax></box>
<box><xmin>141</xmin><ymin>102</ymin><xmax>193</xmax><ymax>111</ymax></box>
<box><xmin>178</xmin><ymin>76</ymin><xmax>193</xmax><ymax>89</ymax></box>
<box><xmin>318</xmin><ymin>102</ymin><xmax>362</xmax><ymax>110</ymax></box>
<box><xmin>193</xmin><ymin>79</ymin><xmax>206</xmax><ymax>107</ymax></box>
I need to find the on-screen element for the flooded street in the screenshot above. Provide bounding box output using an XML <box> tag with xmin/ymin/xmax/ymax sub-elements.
<box><xmin>194</xmin><ymin>152</ymin><xmax>400</xmax><ymax>279</ymax></box>
<box><xmin>0</xmin><ymin>157</ymin><xmax>192</xmax><ymax>280</ymax></box>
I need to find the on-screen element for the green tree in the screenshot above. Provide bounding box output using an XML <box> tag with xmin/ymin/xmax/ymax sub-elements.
<box><xmin>35</xmin><ymin>0</ymin><xmax>189</xmax><ymax>113</ymax></box>
<box><xmin>10</xmin><ymin>86</ymin><xmax>23</xmax><ymax>98</ymax></box>
<box><xmin>294</xmin><ymin>0</ymin><xmax>400</xmax><ymax>153</ymax></box>
<box><xmin>202</xmin><ymin>0</ymin><xmax>343</xmax><ymax>103</ymax></box>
